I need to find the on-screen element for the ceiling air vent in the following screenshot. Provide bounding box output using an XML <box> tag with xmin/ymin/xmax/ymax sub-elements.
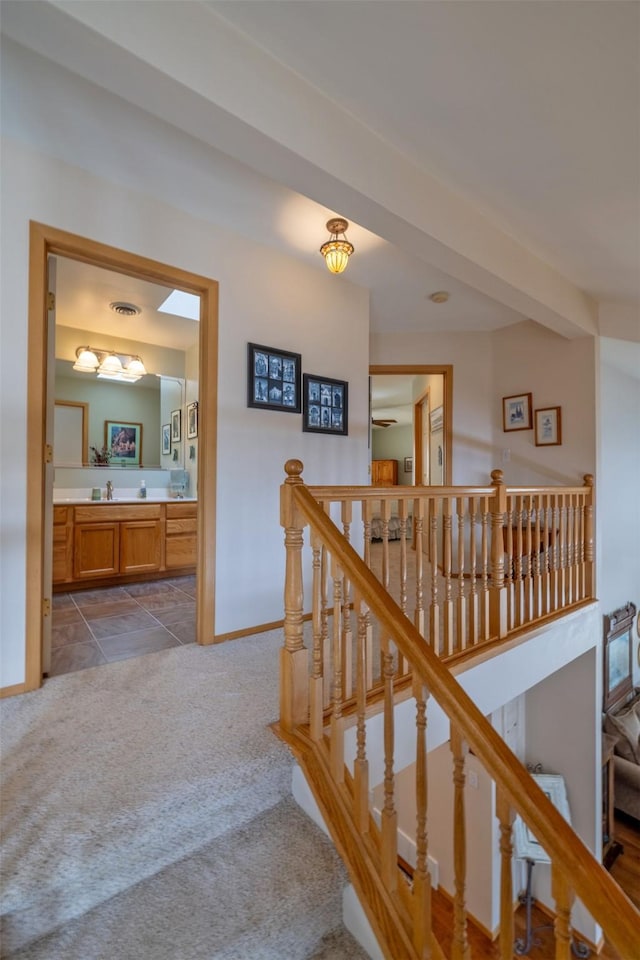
<box><xmin>109</xmin><ymin>301</ymin><xmax>141</xmax><ymax>317</ymax></box>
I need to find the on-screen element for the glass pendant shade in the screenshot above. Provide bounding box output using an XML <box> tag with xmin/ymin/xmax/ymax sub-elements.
<box><xmin>126</xmin><ymin>357</ymin><xmax>147</xmax><ymax>377</ymax></box>
<box><xmin>320</xmin><ymin>218</ymin><xmax>354</xmax><ymax>274</ymax></box>
<box><xmin>98</xmin><ymin>353</ymin><xmax>124</xmax><ymax>375</ymax></box>
<box><xmin>73</xmin><ymin>348</ymin><xmax>99</xmax><ymax>372</ymax></box>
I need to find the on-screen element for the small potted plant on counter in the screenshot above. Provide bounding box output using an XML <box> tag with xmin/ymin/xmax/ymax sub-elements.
<box><xmin>90</xmin><ymin>445</ymin><xmax>112</xmax><ymax>466</ymax></box>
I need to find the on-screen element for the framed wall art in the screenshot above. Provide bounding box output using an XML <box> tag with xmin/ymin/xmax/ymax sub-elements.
<box><xmin>105</xmin><ymin>420</ymin><xmax>142</xmax><ymax>466</ymax></box>
<box><xmin>502</xmin><ymin>393</ymin><xmax>533</xmax><ymax>432</ymax></box>
<box><xmin>186</xmin><ymin>401</ymin><xmax>198</xmax><ymax>439</ymax></box>
<box><xmin>161</xmin><ymin>423</ymin><xmax>171</xmax><ymax>455</ymax></box>
<box><xmin>303</xmin><ymin>373</ymin><xmax>348</xmax><ymax>435</ymax></box>
<box><xmin>171</xmin><ymin>409</ymin><xmax>181</xmax><ymax>443</ymax></box>
<box><xmin>247</xmin><ymin>342</ymin><xmax>301</xmax><ymax>413</ymax></box>
<box><xmin>535</xmin><ymin>406</ymin><xmax>562</xmax><ymax>446</ymax></box>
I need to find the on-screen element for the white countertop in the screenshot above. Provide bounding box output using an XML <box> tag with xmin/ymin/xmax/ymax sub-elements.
<box><xmin>54</xmin><ymin>494</ymin><xmax>197</xmax><ymax>504</ymax></box>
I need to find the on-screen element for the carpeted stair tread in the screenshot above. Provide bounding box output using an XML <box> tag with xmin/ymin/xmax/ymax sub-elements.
<box><xmin>307</xmin><ymin>927</ymin><xmax>372</xmax><ymax>959</ymax></box>
<box><xmin>4</xmin><ymin>797</ymin><xmax>353</xmax><ymax>960</ymax></box>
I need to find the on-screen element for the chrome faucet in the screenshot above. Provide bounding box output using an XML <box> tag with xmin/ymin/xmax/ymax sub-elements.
<box><xmin>106</xmin><ymin>481</ymin><xmax>113</xmax><ymax>501</ymax></box>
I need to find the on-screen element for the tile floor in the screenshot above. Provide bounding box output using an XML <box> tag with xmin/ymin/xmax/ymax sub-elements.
<box><xmin>50</xmin><ymin>575</ymin><xmax>196</xmax><ymax>677</ymax></box>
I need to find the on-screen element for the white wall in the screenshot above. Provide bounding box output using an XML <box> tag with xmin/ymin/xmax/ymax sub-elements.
<box><xmin>525</xmin><ymin>648</ymin><xmax>600</xmax><ymax>944</ymax></box>
<box><xmin>371</xmin><ymin>424</ymin><xmax>413</xmax><ymax>484</ymax></box>
<box><xmin>597</xmin><ymin>338</ymin><xmax>640</xmax><ymax>684</ymax></box>
<box><xmin>0</xmin><ymin>43</ymin><xmax>370</xmax><ymax>684</ymax></box>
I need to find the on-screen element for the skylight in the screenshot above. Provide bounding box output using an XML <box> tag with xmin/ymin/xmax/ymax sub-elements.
<box><xmin>157</xmin><ymin>290</ymin><xmax>200</xmax><ymax>321</ymax></box>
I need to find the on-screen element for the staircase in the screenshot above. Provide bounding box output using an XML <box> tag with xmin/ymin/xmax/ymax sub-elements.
<box><xmin>0</xmin><ymin>637</ymin><xmax>369</xmax><ymax>960</ymax></box>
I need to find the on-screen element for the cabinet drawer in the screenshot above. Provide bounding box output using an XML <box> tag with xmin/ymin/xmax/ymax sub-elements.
<box><xmin>53</xmin><ymin>524</ymin><xmax>69</xmax><ymax>544</ymax></box>
<box><xmin>53</xmin><ymin>505</ymin><xmax>69</xmax><ymax>524</ymax></box>
<box><xmin>166</xmin><ymin>518</ymin><xmax>197</xmax><ymax>535</ymax></box>
<box><xmin>166</xmin><ymin>502</ymin><xmax>197</xmax><ymax>520</ymax></box>
<box><xmin>165</xmin><ymin>534</ymin><xmax>197</xmax><ymax>568</ymax></box>
<box><xmin>75</xmin><ymin>504</ymin><xmax>161</xmax><ymax>523</ymax></box>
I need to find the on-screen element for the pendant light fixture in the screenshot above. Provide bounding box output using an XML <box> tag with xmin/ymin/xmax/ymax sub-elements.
<box><xmin>320</xmin><ymin>218</ymin><xmax>354</xmax><ymax>275</ymax></box>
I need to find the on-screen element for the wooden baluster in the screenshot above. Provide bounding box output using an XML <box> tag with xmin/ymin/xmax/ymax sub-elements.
<box><xmin>496</xmin><ymin>789</ymin><xmax>515</xmax><ymax>960</ymax></box>
<box><xmin>442</xmin><ymin>497</ymin><xmax>454</xmax><ymax>656</ymax></box>
<box><xmin>480</xmin><ymin>496</ymin><xmax>490</xmax><ymax>641</ymax></box>
<box><xmin>542</xmin><ymin>494</ymin><xmax>551</xmax><ymax>615</ymax></box>
<box><xmin>382</xmin><ymin>497</ymin><xmax>391</xmax><ymax>593</ymax></box>
<box><xmin>429</xmin><ymin>499</ymin><xmax>440</xmax><ymax>654</ymax></box>
<box><xmin>468</xmin><ymin>497</ymin><xmax>479</xmax><ymax>646</ymax></box>
<box><xmin>399</xmin><ymin>498</ymin><xmax>408</xmax><ymax>615</ymax></box>
<box><xmin>514</xmin><ymin>495</ymin><xmax>524</xmax><ymax>629</ymax></box>
<box><xmin>310</xmin><ymin>528</ymin><xmax>324</xmax><ymax>741</ymax></box>
<box><xmin>504</xmin><ymin>498</ymin><xmax>514</xmax><ymax>633</ymax></box>
<box><xmin>583</xmin><ymin>475</ymin><xmax>595</xmax><ymax>599</ymax></box>
<box><xmin>414</xmin><ymin>499</ymin><xmax>425</xmax><ymax>637</ymax></box>
<box><xmin>330</xmin><ymin>557</ymin><xmax>344</xmax><ymax>784</ymax></box>
<box><xmin>341</xmin><ymin>500</ymin><xmax>353</xmax><ymax>700</ymax></box>
<box><xmin>450</xmin><ymin>727</ymin><xmax>471</xmax><ymax>960</ymax></box>
<box><xmin>381</xmin><ymin>635</ymin><xmax>397</xmax><ymax>892</ymax></box>
<box><xmin>362</xmin><ymin>499</ymin><xmax>374</xmax><ymax>690</ymax></box>
<box><xmin>354</xmin><ymin>593</ymin><xmax>370</xmax><ymax>834</ymax></box>
<box><xmin>413</xmin><ymin>677</ymin><xmax>432</xmax><ymax>959</ymax></box>
<box><xmin>576</xmin><ymin>493</ymin><xmax>586</xmax><ymax>600</ymax></box>
<box><xmin>489</xmin><ymin>470</ymin><xmax>508</xmax><ymax>640</ymax></box>
<box><xmin>456</xmin><ymin>497</ymin><xmax>467</xmax><ymax>653</ymax></box>
<box><xmin>572</xmin><ymin>494</ymin><xmax>580</xmax><ymax>601</ymax></box>
<box><xmin>549</xmin><ymin>496</ymin><xmax>559</xmax><ymax>612</ymax></box>
<box><xmin>558</xmin><ymin>494</ymin><xmax>567</xmax><ymax>608</ymax></box>
<box><xmin>280</xmin><ymin>459</ymin><xmax>309</xmax><ymax>731</ymax></box>
<box><xmin>321</xmin><ymin>544</ymin><xmax>331</xmax><ymax>709</ymax></box>
<box><xmin>532</xmin><ymin>494</ymin><xmax>542</xmax><ymax>619</ymax></box>
<box><xmin>551</xmin><ymin>865</ymin><xmax>574</xmax><ymax>960</ymax></box>
<box><xmin>524</xmin><ymin>497</ymin><xmax>533</xmax><ymax>624</ymax></box>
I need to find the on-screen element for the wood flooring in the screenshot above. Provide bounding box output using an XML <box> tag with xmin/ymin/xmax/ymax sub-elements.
<box><xmin>429</xmin><ymin>812</ymin><xmax>639</xmax><ymax>959</ymax></box>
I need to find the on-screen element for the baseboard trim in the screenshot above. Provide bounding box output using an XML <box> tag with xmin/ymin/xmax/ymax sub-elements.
<box><xmin>213</xmin><ymin>612</ymin><xmax>312</xmax><ymax>645</ymax></box>
<box><xmin>0</xmin><ymin>682</ymin><xmax>27</xmax><ymax>699</ymax></box>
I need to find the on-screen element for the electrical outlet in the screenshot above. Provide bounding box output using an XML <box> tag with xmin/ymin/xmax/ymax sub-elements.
<box><xmin>502</xmin><ymin>448</ymin><xmax>511</xmax><ymax>462</ymax></box>
<box><xmin>468</xmin><ymin>770</ymin><xmax>479</xmax><ymax>789</ymax></box>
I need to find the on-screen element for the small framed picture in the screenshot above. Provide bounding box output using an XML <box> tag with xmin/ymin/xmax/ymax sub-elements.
<box><xmin>186</xmin><ymin>401</ymin><xmax>198</xmax><ymax>439</ymax></box>
<box><xmin>535</xmin><ymin>406</ymin><xmax>562</xmax><ymax>446</ymax></box>
<box><xmin>247</xmin><ymin>342</ymin><xmax>301</xmax><ymax>413</ymax></box>
<box><xmin>105</xmin><ymin>420</ymin><xmax>142</xmax><ymax>466</ymax></box>
<box><xmin>171</xmin><ymin>409</ymin><xmax>181</xmax><ymax>443</ymax></box>
<box><xmin>161</xmin><ymin>423</ymin><xmax>171</xmax><ymax>455</ymax></box>
<box><xmin>303</xmin><ymin>374</ymin><xmax>348</xmax><ymax>435</ymax></box>
<box><xmin>502</xmin><ymin>393</ymin><xmax>532</xmax><ymax>432</ymax></box>
<box><xmin>403</xmin><ymin>457</ymin><xmax>413</xmax><ymax>473</ymax></box>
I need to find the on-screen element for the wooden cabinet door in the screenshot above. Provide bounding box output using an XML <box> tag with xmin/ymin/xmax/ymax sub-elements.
<box><xmin>120</xmin><ymin>520</ymin><xmax>162</xmax><ymax>574</ymax></box>
<box><xmin>74</xmin><ymin>522</ymin><xmax>119</xmax><ymax>579</ymax></box>
<box><xmin>52</xmin><ymin>506</ymin><xmax>72</xmax><ymax>583</ymax></box>
<box><xmin>372</xmin><ymin>459</ymin><xmax>398</xmax><ymax>485</ymax></box>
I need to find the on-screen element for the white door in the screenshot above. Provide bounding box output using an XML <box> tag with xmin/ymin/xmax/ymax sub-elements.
<box><xmin>42</xmin><ymin>256</ymin><xmax>56</xmax><ymax>675</ymax></box>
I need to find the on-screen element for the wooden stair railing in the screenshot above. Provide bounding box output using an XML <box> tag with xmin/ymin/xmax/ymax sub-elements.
<box><xmin>279</xmin><ymin>460</ymin><xmax>639</xmax><ymax>960</ymax></box>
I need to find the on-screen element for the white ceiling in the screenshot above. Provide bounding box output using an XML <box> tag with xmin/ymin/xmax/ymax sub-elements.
<box><xmin>2</xmin><ymin>0</ymin><xmax>638</xmax><ymax>350</ymax></box>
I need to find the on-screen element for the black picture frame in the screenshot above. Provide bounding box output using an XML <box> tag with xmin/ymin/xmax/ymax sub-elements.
<box><xmin>247</xmin><ymin>342</ymin><xmax>301</xmax><ymax>413</ymax></box>
<box><xmin>303</xmin><ymin>373</ymin><xmax>348</xmax><ymax>436</ymax></box>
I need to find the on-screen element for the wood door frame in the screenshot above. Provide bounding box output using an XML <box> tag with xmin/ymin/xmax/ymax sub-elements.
<box><xmin>414</xmin><ymin>386</ymin><xmax>431</xmax><ymax>485</ymax></box>
<box><xmin>370</xmin><ymin>364</ymin><xmax>453</xmax><ymax>485</ymax></box>
<box><xmin>26</xmin><ymin>221</ymin><xmax>219</xmax><ymax>691</ymax></box>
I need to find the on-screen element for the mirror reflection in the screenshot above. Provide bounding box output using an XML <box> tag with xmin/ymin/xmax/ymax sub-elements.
<box><xmin>53</xmin><ymin>256</ymin><xmax>200</xmax><ymax>497</ymax></box>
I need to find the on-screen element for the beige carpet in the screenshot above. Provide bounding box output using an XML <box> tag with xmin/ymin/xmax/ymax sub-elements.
<box><xmin>0</xmin><ymin>632</ymin><xmax>369</xmax><ymax>959</ymax></box>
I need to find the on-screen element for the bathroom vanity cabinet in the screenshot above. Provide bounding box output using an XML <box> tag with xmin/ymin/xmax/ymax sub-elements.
<box><xmin>53</xmin><ymin>500</ymin><xmax>197</xmax><ymax>590</ymax></box>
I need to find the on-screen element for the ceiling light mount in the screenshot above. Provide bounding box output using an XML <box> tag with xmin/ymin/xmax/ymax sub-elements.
<box><xmin>429</xmin><ymin>290</ymin><xmax>450</xmax><ymax>304</ymax></box>
<box><xmin>320</xmin><ymin>217</ymin><xmax>354</xmax><ymax>275</ymax></box>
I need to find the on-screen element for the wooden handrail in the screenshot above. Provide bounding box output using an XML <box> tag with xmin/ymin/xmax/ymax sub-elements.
<box><xmin>281</xmin><ymin>463</ymin><xmax>638</xmax><ymax>958</ymax></box>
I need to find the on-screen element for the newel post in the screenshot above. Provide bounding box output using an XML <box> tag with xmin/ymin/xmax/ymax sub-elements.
<box><xmin>583</xmin><ymin>474</ymin><xmax>595</xmax><ymax>600</ymax></box>
<box><xmin>280</xmin><ymin>459</ymin><xmax>309</xmax><ymax>732</ymax></box>
<box><xmin>489</xmin><ymin>469</ymin><xmax>508</xmax><ymax>639</ymax></box>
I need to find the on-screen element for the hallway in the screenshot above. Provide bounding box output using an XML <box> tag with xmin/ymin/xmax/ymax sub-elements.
<box><xmin>50</xmin><ymin>575</ymin><xmax>196</xmax><ymax>677</ymax></box>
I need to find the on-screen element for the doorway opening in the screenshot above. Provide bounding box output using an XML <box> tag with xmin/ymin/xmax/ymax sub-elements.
<box><xmin>370</xmin><ymin>364</ymin><xmax>453</xmax><ymax>487</ymax></box>
<box><xmin>26</xmin><ymin>222</ymin><xmax>218</xmax><ymax>691</ymax></box>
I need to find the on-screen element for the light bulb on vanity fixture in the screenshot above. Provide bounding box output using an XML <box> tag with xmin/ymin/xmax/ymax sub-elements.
<box><xmin>320</xmin><ymin>218</ymin><xmax>354</xmax><ymax>275</ymax></box>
